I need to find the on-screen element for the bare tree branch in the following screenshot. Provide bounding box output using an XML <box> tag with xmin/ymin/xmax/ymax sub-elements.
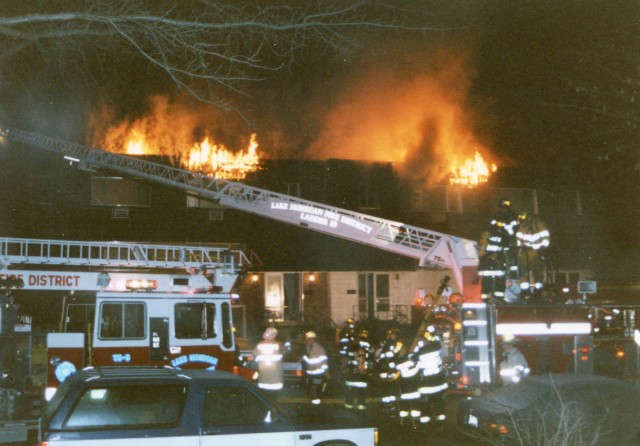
<box><xmin>0</xmin><ymin>0</ymin><xmax>456</xmax><ymax>111</ymax></box>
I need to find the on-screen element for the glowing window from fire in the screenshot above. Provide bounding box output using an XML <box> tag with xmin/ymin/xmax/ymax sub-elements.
<box><xmin>449</xmin><ymin>151</ymin><xmax>497</xmax><ymax>187</ymax></box>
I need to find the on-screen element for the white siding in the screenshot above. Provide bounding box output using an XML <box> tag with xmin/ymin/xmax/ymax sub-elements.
<box><xmin>327</xmin><ymin>272</ymin><xmax>359</xmax><ymax>324</ymax></box>
<box><xmin>327</xmin><ymin>269</ymin><xmax>459</xmax><ymax>324</ymax></box>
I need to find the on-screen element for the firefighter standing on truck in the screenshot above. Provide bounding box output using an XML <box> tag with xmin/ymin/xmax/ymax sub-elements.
<box><xmin>515</xmin><ymin>211</ymin><xmax>551</xmax><ymax>300</ymax></box>
<box><xmin>375</xmin><ymin>328</ymin><xmax>406</xmax><ymax>415</ymax></box>
<box><xmin>478</xmin><ymin>198</ymin><xmax>519</xmax><ymax>301</ymax></box>
<box><xmin>344</xmin><ymin>329</ymin><xmax>372</xmax><ymax>410</ymax></box>
<box><xmin>302</xmin><ymin>331</ymin><xmax>329</xmax><ymax>405</ymax></box>
<box><xmin>252</xmin><ymin>327</ymin><xmax>284</xmax><ymax>393</ymax></box>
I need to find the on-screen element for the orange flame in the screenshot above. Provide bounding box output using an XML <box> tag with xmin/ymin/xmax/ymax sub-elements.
<box><xmin>449</xmin><ymin>151</ymin><xmax>497</xmax><ymax>187</ymax></box>
<box><xmin>91</xmin><ymin>97</ymin><xmax>261</xmax><ymax>181</ymax></box>
<box><xmin>116</xmin><ymin>131</ymin><xmax>261</xmax><ymax>180</ymax></box>
<box><xmin>182</xmin><ymin>134</ymin><xmax>260</xmax><ymax>180</ymax></box>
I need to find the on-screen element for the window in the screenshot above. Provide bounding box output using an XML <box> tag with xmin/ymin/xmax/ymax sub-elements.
<box><xmin>99</xmin><ymin>302</ymin><xmax>145</xmax><ymax>339</ymax></box>
<box><xmin>376</xmin><ymin>274</ymin><xmax>390</xmax><ymax>312</ymax></box>
<box><xmin>65</xmin><ymin>304</ymin><xmax>95</xmax><ymax>333</ymax></box>
<box><xmin>285</xmin><ymin>182</ymin><xmax>301</xmax><ymax>197</ymax></box>
<box><xmin>204</xmin><ymin>386</ymin><xmax>274</xmax><ymax>426</ymax></box>
<box><xmin>174</xmin><ymin>303</ymin><xmax>216</xmax><ymax>339</ymax></box>
<box><xmin>265</xmin><ymin>273</ymin><xmax>284</xmax><ymax>320</ymax></box>
<box><xmin>64</xmin><ymin>384</ymin><xmax>187</xmax><ymax>429</ymax></box>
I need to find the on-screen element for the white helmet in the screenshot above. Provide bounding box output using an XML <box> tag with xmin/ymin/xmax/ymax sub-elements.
<box><xmin>263</xmin><ymin>327</ymin><xmax>278</xmax><ymax>340</ymax></box>
<box><xmin>305</xmin><ymin>331</ymin><xmax>317</xmax><ymax>339</ymax></box>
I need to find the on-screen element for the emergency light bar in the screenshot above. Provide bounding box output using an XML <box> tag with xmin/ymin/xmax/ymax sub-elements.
<box><xmin>125</xmin><ymin>279</ymin><xmax>158</xmax><ymax>291</ymax></box>
<box><xmin>496</xmin><ymin>322</ymin><xmax>591</xmax><ymax>336</ymax></box>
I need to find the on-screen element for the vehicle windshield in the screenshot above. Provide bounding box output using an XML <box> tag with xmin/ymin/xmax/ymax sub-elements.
<box><xmin>63</xmin><ymin>383</ymin><xmax>188</xmax><ymax>430</ymax></box>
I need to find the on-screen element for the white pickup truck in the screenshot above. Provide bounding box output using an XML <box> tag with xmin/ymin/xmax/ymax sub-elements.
<box><xmin>40</xmin><ymin>366</ymin><xmax>378</xmax><ymax>446</ymax></box>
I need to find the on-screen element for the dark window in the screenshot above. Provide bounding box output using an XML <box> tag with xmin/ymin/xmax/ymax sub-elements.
<box><xmin>64</xmin><ymin>384</ymin><xmax>187</xmax><ymax>429</ymax></box>
<box><xmin>376</xmin><ymin>274</ymin><xmax>390</xmax><ymax>312</ymax></box>
<box><xmin>99</xmin><ymin>302</ymin><xmax>145</xmax><ymax>339</ymax></box>
<box><xmin>175</xmin><ymin>303</ymin><xmax>216</xmax><ymax>339</ymax></box>
<box><xmin>65</xmin><ymin>304</ymin><xmax>95</xmax><ymax>333</ymax></box>
<box><xmin>204</xmin><ymin>386</ymin><xmax>273</xmax><ymax>426</ymax></box>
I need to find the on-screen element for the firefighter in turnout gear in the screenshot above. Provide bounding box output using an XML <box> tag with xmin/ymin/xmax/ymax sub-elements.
<box><xmin>479</xmin><ymin>198</ymin><xmax>519</xmax><ymax>301</ymax></box>
<box><xmin>416</xmin><ymin>326</ymin><xmax>448</xmax><ymax>426</ymax></box>
<box><xmin>397</xmin><ymin>325</ymin><xmax>449</xmax><ymax>428</ymax></box>
<box><xmin>302</xmin><ymin>331</ymin><xmax>329</xmax><ymax>404</ymax></box>
<box><xmin>252</xmin><ymin>327</ymin><xmax>284</xmax><ymax>392</ymax></box>
<box><xmin>375</xmin><ymin>328</ymin><xmax>406</xmax><ymax>414</ymax></box>
<box><xmin>499</xmin><ymin>335</ymin><xmax>530</xmax><ymax>385</ymax></box>
<box><xmin>396</xmin><ymin>343</ymin><xmax>422</xmax><ymax>427</ymax></box>
<box><xmin>515</xmin><ymin>211</ymin><xmax>551</xmax><ymax>300</ymax></box>
<box><xmin>344</xmin><ymin>329</ymin><xmax>373</xmax><ymax>410</ymax></box>
<box><xmin>337</xmin><ymin>318</ymin><xmax>357</xmax><ymax>362</ymax></box>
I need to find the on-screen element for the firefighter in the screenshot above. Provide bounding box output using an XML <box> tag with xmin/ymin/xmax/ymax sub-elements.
<box><xmin>479</xmin><ymin>198</ymin><xmax>519</xmax><ymax>301</ymax></box>
<box><xmin>301</xmin><ymin>331</ymin><xmax>329</xmax><ymax>404</ymax></box>
<box><xmin>416</xmin><ymin>326</ymin><xmax>448</xmax><ymax>427</ymax></box>
<box><xmin>344</xmin><ymin>329</ymin><xmax>372</xmax><ymax>410</ymax></box>
<box><xmin>375</xmin><ymin>328</ymin><xmax>406</xmax><ymax>415</ymax></box>
<box><xmin>252</xmin><ymin>327</ymin><xmax>284</xmax><ymax>392</ymax></box>
<box><xmin>396</xmin><ymin>339</ymin><xmax>423</xmax><ymax>427</ymax></box>
<box><xmin>436</xmin><ymin>275</ymin><xmax>453</xmax><ymax>305</ymax></box>
<box><xmin>515</xmin><ymin>211</ymin><xmax>551</xmax><ymax>299</ymax></box>
<box><xmin>499</xmin><ymin>335</ymin><xmax>530</xmax><ymax>385</ymax></box>
<box><xmin>337</xmin><ymin>318</ymin><xmax>357</xmax><ymax>362</ymax></box>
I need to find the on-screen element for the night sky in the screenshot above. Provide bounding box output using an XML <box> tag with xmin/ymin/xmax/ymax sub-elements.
<box><xmin>0</xmin><ymin>1</ymin><xmax>638</xmax><ymax>282</ymax></box>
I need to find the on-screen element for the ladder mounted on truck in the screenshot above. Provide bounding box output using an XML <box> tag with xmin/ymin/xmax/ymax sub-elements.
<box><xmin>0</xmin><ymin>127</ymin><xmax>480</xmax><ymax>298</ymax></box>
<box><xmin>0</xmin><ymin>237</ymin><xmax>257</xmax><ymax>293</ymax></box>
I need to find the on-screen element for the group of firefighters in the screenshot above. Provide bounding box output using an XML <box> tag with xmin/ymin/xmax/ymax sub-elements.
<box><xmin>478</xmin><ymin>198</ymin><xmax>551</xmax><ymax>302</ymax></box>
<box><xmin>252</xmin><ymin>317</ymin><xmax>453</xmax><ymax>429</ymax></box>
<box><xmin>250</xmin><ymin>198</ymin><xmax>542</xmax><ymax>425</ymax></box>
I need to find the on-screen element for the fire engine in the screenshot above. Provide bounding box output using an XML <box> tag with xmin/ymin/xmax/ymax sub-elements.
<box><xmin>0</xmin><ymin>237</ymin><xmax>256</xmax><ymax>395</ymax></box>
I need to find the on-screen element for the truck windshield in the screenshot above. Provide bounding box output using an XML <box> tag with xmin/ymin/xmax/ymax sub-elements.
<box><xmin>175</xmin><ymin>302</ymin><xmax>216</xmax><ymax>339</ymax></box>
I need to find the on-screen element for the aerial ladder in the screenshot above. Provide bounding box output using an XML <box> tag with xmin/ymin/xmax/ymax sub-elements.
<box><xmin>0</xmin><ymin>237</ymin><xmax>255</xmax><ymax>293</ymax></box>
<box><xmin>0</xmin><ymin>127</ymin><xmax>480</xmax><ymax>300</ymax></box>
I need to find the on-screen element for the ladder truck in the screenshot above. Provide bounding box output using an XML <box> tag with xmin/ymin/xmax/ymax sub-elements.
<box><xmin>0</xmin><ymin>236</ymin><xmax>256</xmax><ymax>444</ymax></box>
<box><xmin>0</xmin><ymin>127</ymin><xmax>481</xmax><ymax>301</ymax></box>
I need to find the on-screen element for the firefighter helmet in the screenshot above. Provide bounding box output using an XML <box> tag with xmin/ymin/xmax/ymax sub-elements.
<box><xmin>263</xmin><ymin>327</ymin><xmax>278</xmax><ymax>340</ymax></box>
<box><xmin>518</xmin><ymin>211</ymin><xmax>527</xmax><ymax>221</ymax></box>
<box><xmin>358</xmin><ymin>329</ymin><xmax>369</xmax><ymax>339</ymax></box>
<box><xmin>501</xmin><ymin>334</ymin><xmax>519</xmax><ymax>345</ymax></box>
<box><xmin>345</xmin><ymin>318</ymin><xmax>356</xmax><ymax>328</ymax></box>
<box><xmin>305</xmin><ymin>331</ymin><xmax>317</xmax><ymax>339</ymax></box>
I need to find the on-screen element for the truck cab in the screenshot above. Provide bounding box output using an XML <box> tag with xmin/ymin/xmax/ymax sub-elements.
<box><xmin>47</xmin><ymin>290</ymin><xmax>247</xmax><ymax>399</ymax></box>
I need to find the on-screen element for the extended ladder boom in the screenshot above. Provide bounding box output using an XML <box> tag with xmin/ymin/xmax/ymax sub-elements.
<box><xmin>1</xmin><ymin>127</ymin><xmax>480</xmax><ymax>298</ymax></box>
